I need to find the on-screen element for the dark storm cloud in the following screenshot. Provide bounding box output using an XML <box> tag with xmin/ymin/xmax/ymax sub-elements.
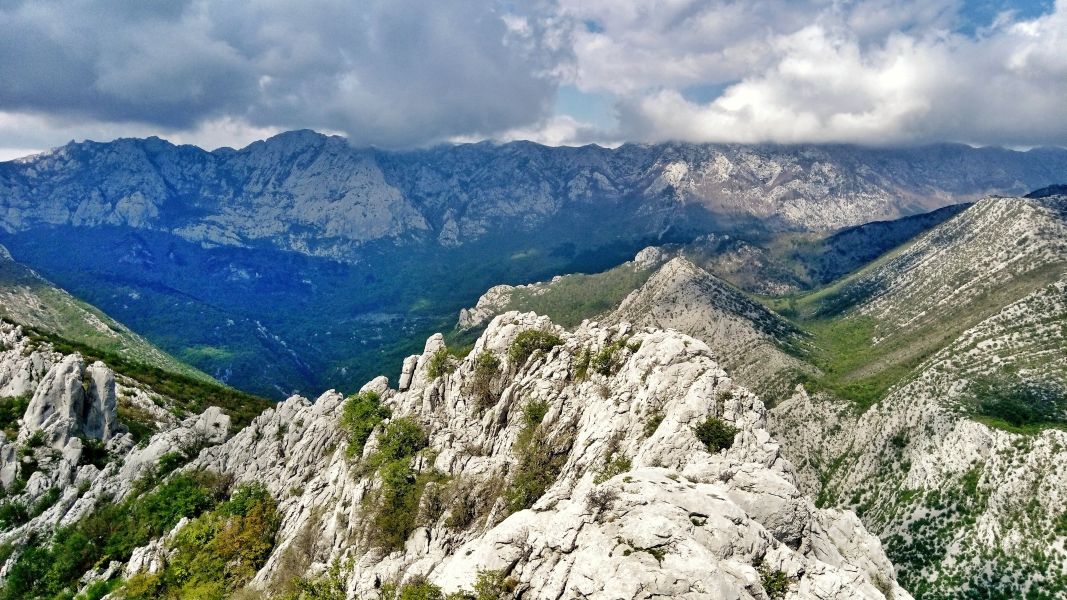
<box><xmin>0</xmin><ymin>0</ymin><xmax>565</xmax><ymax>146</ymax></box>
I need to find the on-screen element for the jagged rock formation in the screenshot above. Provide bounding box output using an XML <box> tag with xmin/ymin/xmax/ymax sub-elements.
<box><xmin>487</xmin><ymin>194</ymin><xmax>1067</xmax><ymax>596</ymax></box>
<box><xmin>180</xmin><ymin>312</ymin><xmax>907</xmax><ymax>599</ymax></box>
<box><xmin>0</xmin><ymin>320</ymin><xmax>232</xmax><ymax>551</ymax></box>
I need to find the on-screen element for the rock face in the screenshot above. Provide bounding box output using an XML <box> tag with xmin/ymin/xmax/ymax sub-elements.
<box><xmin>188</xmin><ymin>312</ymin><xmax>908</xmax><ymax>599</ymax></box>
<box><xmin>770</xmin><ymin>274</ymin><xmax>1067</xmax><ymax>597</ymax></box>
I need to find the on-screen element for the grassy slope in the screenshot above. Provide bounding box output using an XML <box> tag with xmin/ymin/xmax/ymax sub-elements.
<box><xmin>760</xmin><ymin>200</ymin><xmax>1067</xmax><ymax>423</ymax></box>
<box><xmin>0</xmin><ymin>247</ymin><xmax>215</xmax><ymax>384</ymax></box>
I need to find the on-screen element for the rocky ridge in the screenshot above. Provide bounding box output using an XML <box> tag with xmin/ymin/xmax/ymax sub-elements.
<box><xmin>0</xmin><ymin>311</ymin><xmax>911</xmax><ymax>599</ymax></box>
<box><xmin>183</xmin><ymin>311</ymin><xmax>908</xmax><ymax>599</ymax></box>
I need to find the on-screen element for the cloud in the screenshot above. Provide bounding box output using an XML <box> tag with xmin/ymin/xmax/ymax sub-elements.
<box><xmin>0</xmin><ymin>0</ymin><xmax>566</xmax><ymax>148</ymax></box>
<box><xmin>614</xmin><ymin>2</ymin><xmax>1067</xmax><ymax>146</ymax></box>
<box><xmin>0</xmin><ymin>0</ymin><xmax>1066</xmax><ymax>151</ymax></box>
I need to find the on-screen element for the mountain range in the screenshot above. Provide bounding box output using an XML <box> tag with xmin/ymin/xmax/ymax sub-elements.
<box><xmin>2</xmin><ymin>132</ymin><xmax>1066</xmax><ymax>397</ymax></box>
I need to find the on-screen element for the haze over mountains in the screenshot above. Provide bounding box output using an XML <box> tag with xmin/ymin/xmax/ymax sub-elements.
<box><xmin>2</xmin><ymin>131</ymin><xmax>1065</xmax><ymax>397</ymax></box>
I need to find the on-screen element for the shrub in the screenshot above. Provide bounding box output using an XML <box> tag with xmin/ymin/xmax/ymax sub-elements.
<box><xmin>0</xmin><ymin>470</ymin><xmax>229</xmax><ymax>600</ymax></box>
<box><xmin>643</xmin><ymin>408</ymin><xmax>665</xmax><ymax>438</ymax></box>
<box><xmin>31</xmin><ymin>487</ymin><xmax>61</xmax><ymax>517</ymax></box>
<box><xmin>78</xmin><ymin>436</ymin><xmax>112</xmax><ymax>468</ymax></box>
<box><xmin>0</xmin><ymin>395</ymin><xmax>29</xmax><ymax>438</ymax></box>
<box><xmin>594</xmin><ymin>454</ymin><xmax>631</xmax><ymax>484</ymax></box>
<box><xmin>426</xmin><ymin>346</ymin><xmax>458</xmax><ymax>380</ymax></box>
<box><xmin>470</xmin><ymin>351</ymin><xmax>502</xmax><ymax>412</ymax></box>
<box><xmin>0</xmin><ymin>500</ymin><xmax>29</xmax><ymax>529</ymax></box>
<box><xmin>693</xmin><ymin>417</ymin><xmax>738</xmax><ymax>453</ymax></box>
<box><xmin>340</xmin><ymin>390</ymin><xmax>390</xmax><ymax>459</ymax></box>
<box><xmin>381</xmin><ymin>576</ymin><xmax>445</xmax><ymax>600</ymax></box>
<box><xmin>117</xmin><ymin>403</ymin><xmax>158</xmax><ymax>445</ymax></box>
<box><xmin>504</xmin><ymin>419</ymin><xmax>572</xmax><ymax>513</ymax></box>
<box><xmin>507</xmin><ymin>330</ymin><xmax>562</xmax><ymax>367</ymax></box>
<box><xmin>473</xmin><ymin>569</ymin><xmax>516</xmax><ymax>600</ymax></box>
<box><xmin>522</xmin><ymin>400</ymin><xmax>550</xmax><ymax>428</ymax></box>
<box><xmin>760</xmin><ymin>568</ymin><xmax>789</xmax><ymax>599</ymax></box>
<box><xmin>591</xmin><ymin>340</ymin><xmax>627</xmax><ymax>376</ymax></box>
<box><xmin>573</xmin><ymin>348</ymin><xmax>592</xmax><ymax>381</ymax></box>
<box><xmin>155</xmin><ymin>451</ymin><xmax>187</xmax><ymax>478</ymax></box>
<box><xmin>365</xmin><ymin>418</ymin><xmax>441</xmax><ymax>551</ymax></box>
<box><xmin>283</xmin><ymin>559</ymin><xmax>349</xmax><ymax>600</ymax></box>
<box><xmin>121</xmin><ymin>482</ymin><xmax>281</xmax><ymax>599</ymax></box>
<box><xmin>377</xmin><ymin>418</ymin><xmax>429</xmax><ymax>462</ymax></box>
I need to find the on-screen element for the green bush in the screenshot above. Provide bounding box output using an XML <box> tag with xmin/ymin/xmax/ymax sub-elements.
<box><xmin>426</xmin><ymin>346</ymin><xmax>458</xmax><ymax>380</ymax></box>
<box><xmin>693</xmin><ymin>417</ymin><xmax>738</xmax><ymax>453</ymax></box>
<box><xmin>0</xmin><ymin>470</ymin><xmax>229</xmax><ymax>600</ymax></box>
<box><xmin>760</xmin><ymin>567</ymin><xmax>789</xmax><ymax>599</ymax></box>
<box><xmin>522</xmin><ymin>400</ymin><xmax>550</xmax><ymax>428</ymax></box>
<box><xmin>340</xmin><ymin>390</ymin><xmax>390</xmax><ymax>458</ymax></box>
<box><xmin>573</xmin><ymin>348</ymin><xmax>592</xmax><ymax>381</ymax></box>
<box><xmin>643</xmin><ymin>409</ymin><xmax>665</xmax><ymax>438</ymax></box>
<box><xmin>78</xmin><ymin>436</ymin><xmax>112</xmax><ymax>468</ymax></box>
<box><xmin>381</xmin><ymin>576</ymin><xmax>445</xmax><ymax>600</ymax></box>
<box><xmin>470</xmin><ymin>351</ymin><xmax>502</xmax><ymax>412</ymax></box>
<box><xmin>31</xmin><ymin>487</ymin><xmax>61</xmax><ymax>517</ymax></box>
<box><xmin>365</xmin><ymin>418</ymin><xmax>441</xmax><ymax>550</ymax></box>
<box><xmin>121</xmin><ymin>482</ymin><xmax>280</xmax><ymax>599</ymax></box>
<box><xmin>507</xmin><ymin>330</ymin><xmax>562</xmax><ymax>367</ymax></box>
<box><xmin>282</xmin><ymin>559</ymin><xmax>348</xmax><ymax>600</ymax></box>
<box><xmin>0</xmin><ymin>500</ymin><xmax>28</xmax><ymax>529</ymax></box>
<box><xmin>377</xmin><ymin>418</ymin><xmax>429</xmax><ymax>462</ymax></box>
<box><xmin>0</xmin><ymin>395</ymin><xmax>29</xmax><ymax>438</ymax></box>
<box><xmin>474</xmin><ymin>569</ymin><xmax>516</xmax><ymax>600</ymax></box>
<box><xmin>591</xmin><ymin>340</ymin><xmax>626</xmax><ymax>376</ymax></box>
<box><xmin>504</xmin><ymin>413</ymin><xmax>572</xmax><ymax>514</ymax></box>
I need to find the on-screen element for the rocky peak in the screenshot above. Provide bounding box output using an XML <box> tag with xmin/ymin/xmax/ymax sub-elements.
<box><xmin>185</xmin><ymin>311</ymin><xmax>908</xmax><ymax>599</ymax></box>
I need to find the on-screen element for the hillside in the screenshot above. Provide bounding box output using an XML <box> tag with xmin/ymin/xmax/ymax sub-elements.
<box><xmin>0</xmin><ymin>245</ymin><xmax>214</xmax><ymax>383</ymax></box>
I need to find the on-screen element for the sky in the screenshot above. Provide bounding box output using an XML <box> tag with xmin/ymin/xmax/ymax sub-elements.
<box><xmin>0</xmin><ymin>0</ymin><xmax>1064</xmax><ymax>160</ymax></box>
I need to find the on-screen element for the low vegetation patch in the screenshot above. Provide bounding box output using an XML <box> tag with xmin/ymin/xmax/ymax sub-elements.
<box><xmin>470</xmin><ymin>350</ymin><xmax>502</xmax><ymax>412</ymax></box>
<box><xmin>966</xmin><ymin>373</ymin><xmax>1067</xmax><ymax>433</ymax></box>
<box><xmin>364</xmin><ymin>417</ymin><xmax>445</xmax><ymax>551</ymax></box>
<box><xmin>0</xmin><ymin>394</ymin><xmax>29</xmax><ymax>438</ymax></box>
<box><xmin>504</xmin><ymin>400</ymin><xmax>572</xmax><ymax>513</ymax></box>
<box><xmin>426</xmin><ymin>346</ymin><xmax>459</xmax><ymax>380</ymax></box>
<box><xmin>693</xmin><ymin>416</ymin><xmax>738</xmax><ymax>454</ymax></box>
<box><xmin>507</xmin><ymin>330</ymin><xmax>562</xmax><ymax>367</ymax></box>
<box><xmin>340</xmin><ymin>390</ymin><xmax>390</xmax><ymax>459</ymax></box>
<box><xmin>0</xmin><ymin>470</ymin><xmax>230</xmax><ymax>600</ymax></box>
<box><xmin>759</xmin><ymin>567</ymin><xmax>789</xmax><ymax>599</ymax></box>
<box><xmin>121</xmin><ymin>482</ymin><xmax>281</xmax><ymax>599</ymax></box>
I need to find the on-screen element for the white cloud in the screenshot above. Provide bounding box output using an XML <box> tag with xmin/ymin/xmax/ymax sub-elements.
<box><xmin>607</xmin><ymin>0</ymin><xmax>1067</xmax><ymax>146</ymax></box>
<box><xmin>0</xmin><ymin>0</ymin><xmax>1065</xmax><ymax>149</ymax></box>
